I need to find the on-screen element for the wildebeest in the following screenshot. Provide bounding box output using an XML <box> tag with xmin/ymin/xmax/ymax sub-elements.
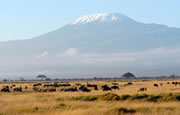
<box><xmin>87</xmin><ymin>84</ymin><xmax>98</xmax><ymax>90</ymax></box>
<box><xmin>25</xmin><ymin>86</ymin><xmax>28</xmax><ymax>89</ymax></box>
<box><xmin>79</xmin><ymin>85</ymin><xmax>91</xmax><ymax>92</ymax></box>
<box><xmin>111</xmin><ymin>85</ymin><xmax>119</xmax><ymax>90</ymax></box>
<box><xmin>101</xmin><ymin>85</ymin><xmax>112</xmax><ymax>91</ymax></box>
<box><xmin>13</xmin><ymin>87</ymin><xmax>22</xmax><ymax>92</ymax></box>
<box><xmin>10</xmin><ymin>84</ymin><xmax>16</xmax><ymax>88</ymax></box>
<box><xmin>154</xmin><ymin>84</ymin><xmax>158</xmax><ymax>87</ymax></box>
<box><xmin>43</xmin><ymin>83</ymin><xmax>70</xmax><ymax>87</ymax></box>
<box><xmin>127</xmin><ymin>82</ymin><xmax>133</xmax><ymax>85</ymax></box>
<box><xmin>124</xmin><ymin>82</ymin><xmax>133</xmax><ymax>86</ymax></box>
<box><xmin>75</xmin><ymin>83</ymin><xmax>81</xmax><ymax>86</ymax></box>
<box><xmin>33</xmin><ymin>88</ymin><xmax>56</xmax><ymax>92</ymax></box>
<box><xmin>160</xmin><ymin>83</ymin><xmax>163</xmax><ymax>86</ymax></box>
<box><xmin>43</xmin><ymin>84</ymin><xmax>53</xmax><ymax>87</ymax></box>
<box><xmin>47</xmin><ymin>88</ymin><xmax>56</xmax><ymax>92</ymax></box>
<box><xmin>138</xmin><ymin>87</ymin><xmax>147</xmax><ymax>92</ymax></box>
<box><xmin>59</xmin><ymin>84</ymin><xmax>71</xmax><ymax>87</ymax></box>
<box><xmin>112</xmin><ymin>83</ymin><xmax>118</xmax><ymax>85</ymax></box>
<box><xmin>33</xmin><ymin>83</ymin><xmax>42</xmax><ymax>87</ymax></box>
<box><xmin>39</xmin><ymin>89</ymin><xmax>48</xmax><ymax>92</ymax></box>
<box><xmin>3</xmin><ymin>86</ymin><xmax>9</xmax><ymax>88</ymax></box>
<box><xmin>33</xmin><ymin>87</ymin><xmax>39</xmax><ymax>92</ymax></box>
<box><xmin>172</xmin><ymin>82</ymin><xmax>180</xmax><ymax>86</ymax></box>
<box><xmin>61</xmin><ymin>87</ymin><xmax>78</xmax><ymax>92</ymax></box>
<box><xmin>167</xmin><ymin>82</ymin><xmax>170</xmax><ymax>84</ymax></box>
<box><xmin>1</xmin><ymin>86</ymin><xmax>10</xmax><ymax>92</ymax></box>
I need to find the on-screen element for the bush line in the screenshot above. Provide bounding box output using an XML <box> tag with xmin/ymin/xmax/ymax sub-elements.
<box><xmin>72</xmin><ymin>93</ymin><xmax>180</xmax><ymax>102</ymax></box>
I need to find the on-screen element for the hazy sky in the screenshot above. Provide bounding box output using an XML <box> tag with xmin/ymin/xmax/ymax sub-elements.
<box><xmin>0</xmin><ymin>0</ymin><xmax>180</xmax><ymax>41</ymax></box>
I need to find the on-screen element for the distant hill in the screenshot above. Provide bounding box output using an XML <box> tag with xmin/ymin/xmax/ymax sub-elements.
<box><xmin>121</xmin><ymin>72</ymin><xmax>136</xmax><ymax>79</ymax></box>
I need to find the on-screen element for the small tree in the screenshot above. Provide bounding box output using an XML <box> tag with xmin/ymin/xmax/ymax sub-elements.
<box><xmin>20</xmin><ymin>77</ymin><xmax>25</xmax><ymax>81</ymax></box>
<box><xmin>36</xmin><ymin>75</ymin><xmax>47</xmax><ymax>80</ymax></box>
<box><xmin>3</xmin><ymin>79</ymin><xmax>7</xmax><ymax>82</ymax></box>
<box><xmin>121</xmin><ymin>72</ymin><xmax>136</xmax><ymax>79</ymax></box>
<box><xmin>45</xmin><ymin>78</ymin><xmax>52</xmax><ymax>81</ymax></box>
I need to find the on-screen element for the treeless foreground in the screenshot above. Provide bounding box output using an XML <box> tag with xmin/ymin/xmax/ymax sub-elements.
<box><xmin>0</xmin><ymin>79</ymin><xmax>180</xmax><ymax>115</ymax></box>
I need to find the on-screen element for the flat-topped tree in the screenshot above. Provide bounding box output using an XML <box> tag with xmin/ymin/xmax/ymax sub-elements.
<box><xmin>36</xmin><ymin>75</ymin><xmax>47</xmax><ymax>80</ymax></box>
<box><xmin>121</xmin><ymin>72</ymin><xmax>136</xmax><ymax>79</ymax></box>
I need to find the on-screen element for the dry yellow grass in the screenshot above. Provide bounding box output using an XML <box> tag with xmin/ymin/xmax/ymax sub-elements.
<box><xmin>0</xmin><ymin>79</ymin><xmax>180</xmax><ymax>115</ymax></box>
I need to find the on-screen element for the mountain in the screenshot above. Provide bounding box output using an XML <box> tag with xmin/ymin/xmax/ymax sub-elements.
<box><xmin>1</xmin><ymin>12</ymin><xmax>180</xmax><ymax>57</ymax></box>
<box><xmin>1</xmin><ymin>12</ymin><xmax>180</xmax><ymax>78</ymax></box>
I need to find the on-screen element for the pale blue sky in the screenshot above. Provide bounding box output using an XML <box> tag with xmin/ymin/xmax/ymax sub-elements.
<box><xmin>0</xmin><ymin>0</ymin><xmax>179</xmax><ymax>41</ymax></box>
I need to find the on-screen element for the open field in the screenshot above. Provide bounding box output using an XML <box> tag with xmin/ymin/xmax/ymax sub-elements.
<box><xmin>0</xmin><ymin>79</ymin><xmax>180</xmax><ymax>115</ymax></box>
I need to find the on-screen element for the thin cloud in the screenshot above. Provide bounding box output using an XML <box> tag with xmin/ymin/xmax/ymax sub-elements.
<box><xmin>35</xmin><ymin>51</ymin><xmax>48</xmax><ymax>58</ymax></box>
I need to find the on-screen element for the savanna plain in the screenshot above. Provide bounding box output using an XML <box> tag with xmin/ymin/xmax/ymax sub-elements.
<box><xmin>0</xmin><ymin>79</ymin><xmax>180</xmax><ymax>115</ymax></box>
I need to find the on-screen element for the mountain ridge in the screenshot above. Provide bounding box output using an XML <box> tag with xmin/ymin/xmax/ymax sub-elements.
<box><xmin>0</xmin><ymin>12</ymin><xmax>180</xmax><ymax>56</ymax></box>
<box><xmin>1</xmin><ymin>12</ymin><xmax>180</xmax><ymax>77</ymax></box>
<box><xmin>71</xmin><ymin>12</ymin><xmax>133</xmax><ymax>24</ymax></box>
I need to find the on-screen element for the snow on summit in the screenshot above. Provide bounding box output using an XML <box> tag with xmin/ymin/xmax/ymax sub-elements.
<box><xmin>72</xmin><ymin>13</ymin><xmax>129</xmax><ymax>24</ymax></box>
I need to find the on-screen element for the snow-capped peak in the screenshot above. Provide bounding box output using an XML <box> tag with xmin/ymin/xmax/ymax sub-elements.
<box><xmin>72</xmin><ymin>13</ymin><xmax>129</xmax><ymax>25</ymax></box>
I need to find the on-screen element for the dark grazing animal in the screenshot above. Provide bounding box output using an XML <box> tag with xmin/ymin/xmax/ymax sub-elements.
<box><xmin>172</xmin><ymin>82</ymin><xmax>180</xmax><ymax>86</ymax></box>
<box><xmin>13</xmin><ymin>87</ymin><xmax>22</xmax><ymax>92</ymax></box>
<box><xmin>1</xmin><ymin>86</ymin><xmax>10</xmax><ymax>92</ymax></box>
<box><xmin>39</xmin><ymin>89</ymin><xmax>48</xmax><ymax>92</ymax></box>
<box><xmin>61</xmin><ymin>87</ymin><xmax>78</xmax><ymax>92</ymax></box>
<box><xmin>127</xmin><ymin>82</ymin><xmax>133</xmax><ymax>85</ymax></box>
<box><xmin>138</xmin><ymin>88</ymin><xmax>147</xmax><ymax>92</ymax></box>
<box><xmin>59</xmin><ymin>84</ymin><xmax>71</xmax><ymax>87</ymax></box>
<box><xmin>75</xmin><ymin>83</ymin><xmax>81</xmax><ymax>86</ymax></box>
<box><xmin>43</xmin><ymin>84</ymin><xmax>53</xmax><ymax>87</ymax></box>
<box><xmin>33</xmin><ymin>83</ymin><xmax>42</xmax><ymax>87</ymax></box>
<box><xmin>33</xmin><ymin>87</ymin><xmax>39</xmax><ymax>92</ymax></box>
<box><xmin>124</xmin><ymin>82</ymin><xmax>133</xmax><ymax>86</ymax></box>
<box><xmin>87</xmin><ymin>84</ymin><xmax>98</xmax><ymax>90</ymax></box>
<box><xmin>11</xmin><ymin>84</ymin><xmax>16</xmax><ymax>88</ymax></box>
<box><xmin>101</xmin><ymin>85</ymin><xmax>112</xmax><ymax>91</ymax></box>
<box><xmin>154</xmin><ymin>84</ymin><xmax>158</xmax><ymax>87</ymax></box>
<box><xmin>79</xmin><ymin>85</ymin><xmax>91</xmax><ymax>92</ymax></box>
<box><xmin>25</xmin><ymin>86</ymin><xmax>28</xmax><ymax>89</ymax></box>
<box><xmin>3</xmin><ymin>86</ymin><xmax>9</xmax><ymax>88</ymax></box>
<box><xmin>111</xmin><ymin>85</ymin><xmax>119</xmax><ymax>90</ymax></box>
<box><xmin>112</xmin><ymin>83</ymin><xmax>118</xmax><ymax>85</ymax></box>
<box><xmin>43</xmin><ymin>83</ymin><xmax>62</xmax><ymax>87</ymax></box>
<box><xmin>47</xmin><ymin>88</ymin><xmax>56</xmax><ymax>92</ymax></box>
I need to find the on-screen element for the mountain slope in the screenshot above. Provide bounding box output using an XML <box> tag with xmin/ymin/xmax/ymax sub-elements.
<box><xmin>1</xmin><ymin>12</ymin><xmax>180</xmax><ymax>56</ymax></box>
<box><xmin>1</xmin><ymin>12</ymin><xmax>180</xmax><ymax>78</ymax></box>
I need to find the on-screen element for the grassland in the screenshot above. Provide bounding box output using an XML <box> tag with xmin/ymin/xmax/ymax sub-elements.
<box><xmin>0</xmin><ymin>79</ymin><xmax>180</xmax><ymax>115</ymax></box>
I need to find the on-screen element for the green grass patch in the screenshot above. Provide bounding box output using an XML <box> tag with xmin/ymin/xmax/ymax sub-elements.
<box><xmin>73</xmin><ymin>93</ymin><xmax>119</xmax><ymax>101</ymax></box>
<box><xmin>73</xmin><ymin>93</ymin><xmax>180</xmax><ymax>102</ymax></box>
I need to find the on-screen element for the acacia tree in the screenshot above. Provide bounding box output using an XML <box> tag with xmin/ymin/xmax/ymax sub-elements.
<box><xmin>36</xmin><ymin>75</ymin><xmax>47</xmax><ymax>80</ymax></box>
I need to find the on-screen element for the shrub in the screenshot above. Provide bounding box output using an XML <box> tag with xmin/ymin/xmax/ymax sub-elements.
<box><xmin>120</xmin><ymin>95</ymin><xmax>130</xmax><ymax>100</ymax></box>
<box><xmin>99</xmin><ymin>93</ymin><xmax>120</xmax><ymax>101</ymax></box>
<box><xmin>73</xmin><ymin>93</ymin><xmax>119</xmax><ymax>101</ymax></box>
<box><xmin>73</xmin><ymin>93</ymin><xmax>180</xmax><ymax>102</ymax></box>
<box><xmin>130</xmin><ymin>94</ymin><xmax>148</xmax><ymax>100</ymax></box>
<box><xmin>73</xmin><ymin>95</ymin><xmax>98</xmax><ymax>101</ymax></box>
<box><xmin>145</xmin><ymin>95</ymin><xmax>162</xmax><ymax>102</ymax></box>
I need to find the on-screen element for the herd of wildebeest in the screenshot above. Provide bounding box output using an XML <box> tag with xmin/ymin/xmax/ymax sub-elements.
<box><xmin>1</xmin><ymin>81</ymin><xmax>180</xmax><ymax>93</ymax></box>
